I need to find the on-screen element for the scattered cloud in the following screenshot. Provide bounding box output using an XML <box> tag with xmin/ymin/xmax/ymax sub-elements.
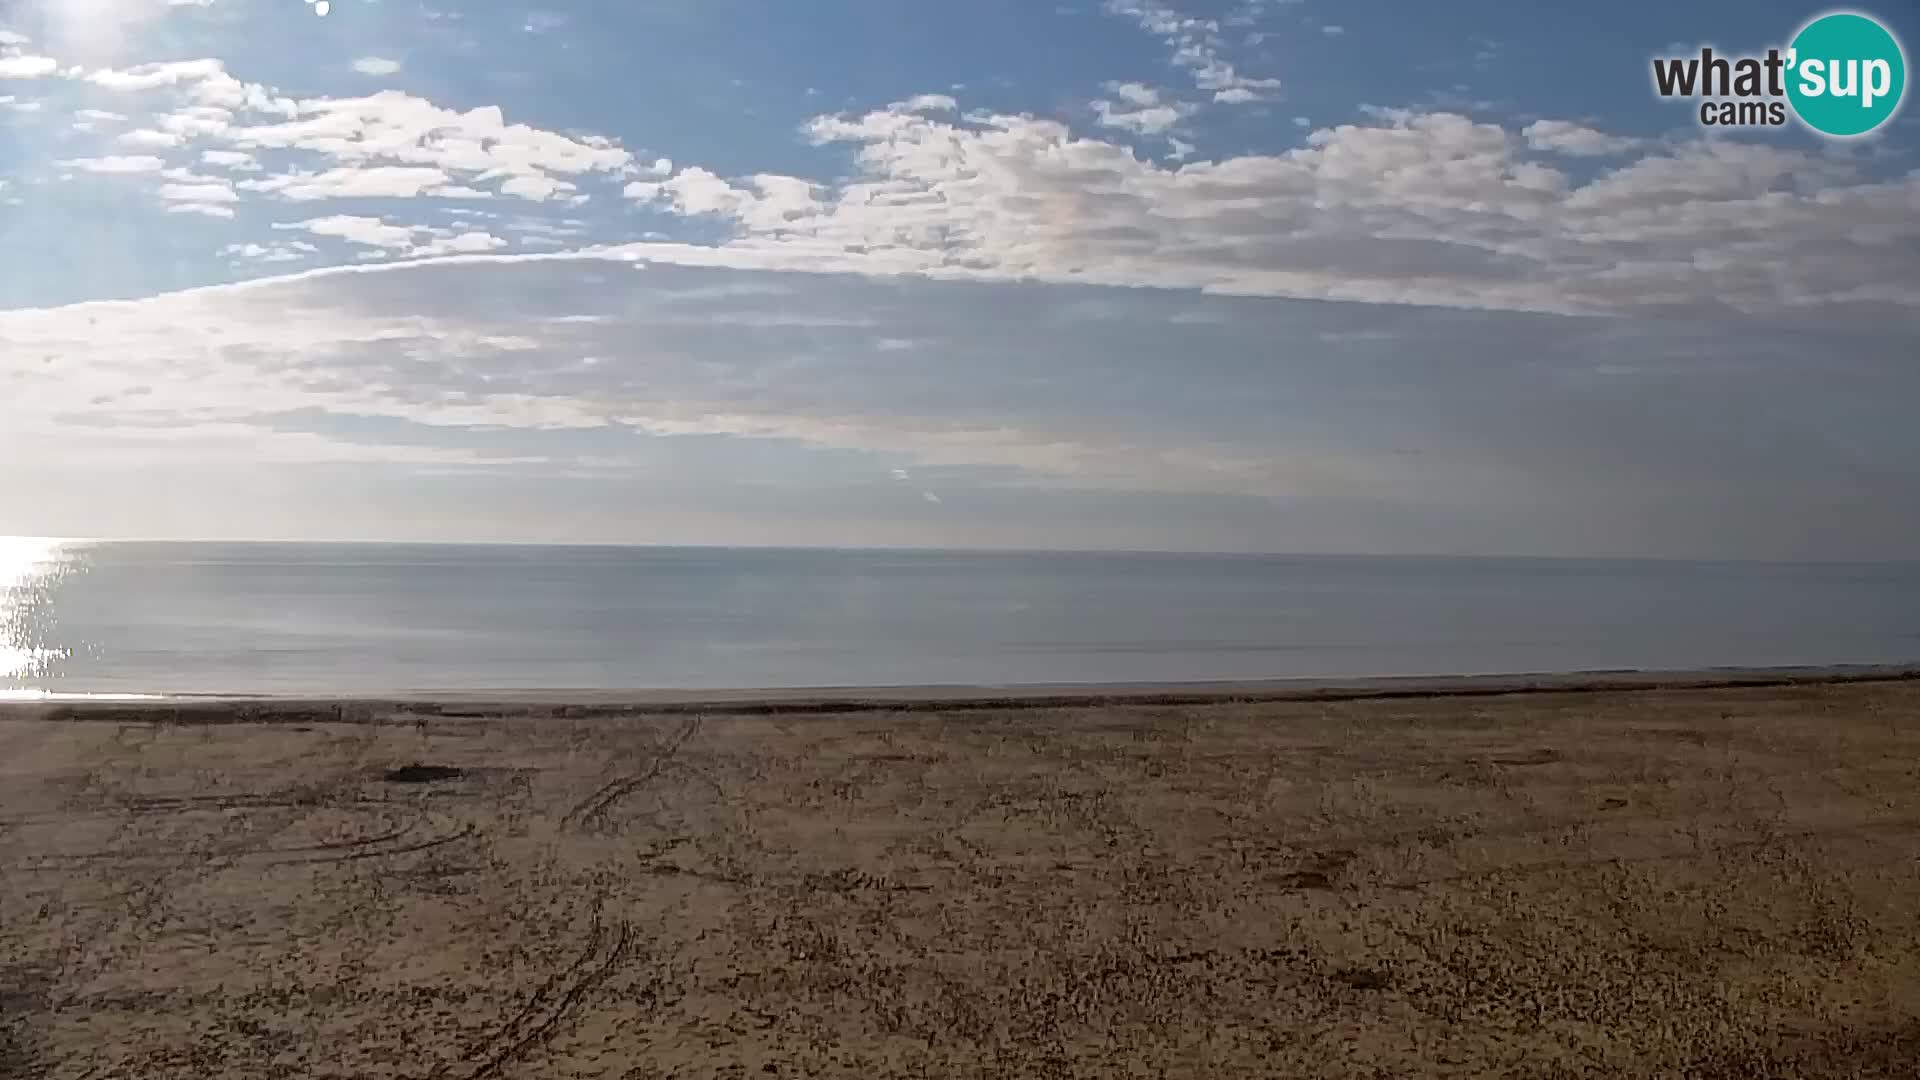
<box><xmin>46</xmin><ymin>42</ymin><xmax>1911</xmax><ymax>321</ymax></box>
<box><xmin>219</xmin><ymin>89</ymin><xmax>632</xmax><ymax>201</ymax></box>
<box><xmin>1522</xmin><ymin>119</ymin><xmax>1646</xmax><ymax>157</ymax></box>
<box><xmin>414</xmin><ymin>230</ymin><xmax>508</xmax><ymax>257</ymax></box>
<box><xmin>201</xmin><ymin>149</ymin><xmax>260</xmax><ymax>171</ymax></box>
<box><xmin>283</xmin><ymin>214</ymin><xmax>417</xmax><ymax>250</ymax></box>
<box><xmin>352</xmin><ymin>56</ymin><xmax>402</xmax><ymax>76</ymax></box>
<box><xmin>240</xmin><ymin>166</ymin><xmax>458</xmax><ymax>200</ymax></box>
<box><xmin>158</xmin><ymin>179</ymin><xmax>239</xmax><ymax>205</ymax></box>
<box><xmin>276</xmin><ymin>215</ymin><xmax>508</xmax><ymax>259</ymax></box>
<box><xmin>0</xmin><ymin>53</ymin><xmax>57</xmax><ymax>79</ymax></box>
<box><xmin>167</xmin><ymin>202</ymin><xmax>235</xmax><ymax>218</ymax></box>
<box><xmin>603</xmin><ymin>104</ymin><xmax>1920</xmax><ymax>315</ymax></box>
<box><xmin>897</xmin><ymin>94</ymin><xmax>956</xmax><ymax>113</ymax></box>
<box><xmin>224</xmin><ymin>241</ymin><xmax>319</xmax><ymax>263</ymax></box>
<box><xmin>1093</xmin><ymin>81</ymin><xmax>1191</xmax><ymax>135</ymax></box>
<box><xmin>85</xmin><ymin>58</ymin><xmax>230</xmax><ymax>92</ymax></box>
<box><xmin>57</xmin><ymin>155</ymin><xmax>167</xmax><ymax>173</ymax></box>
<box><xmin>1103</xmin><ymin>0</ymin><xmax>1281</xmax><ymax>103</ymax></box>
<box><xmin>119</xmin><ymin>128</ymin><xmax>183</xmax><ymax>148</ymax></box>
<box><xmin>39</xmin><ymin>59</ymin><xmax>632</xmax><ymax>212</ymax></box>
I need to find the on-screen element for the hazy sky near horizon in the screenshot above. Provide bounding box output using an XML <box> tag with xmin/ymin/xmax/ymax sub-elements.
<box><xmin>1</xmin><ymin>0</ymin><xmax>1917</xmax><ymax>557</ymax></box>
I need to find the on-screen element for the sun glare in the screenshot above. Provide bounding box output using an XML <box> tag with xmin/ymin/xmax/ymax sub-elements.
<box><xmin>0</xmin><ymin>536</ymin><xmax>77</xmax><ymax>682</ymax></box>
<box><xmin>0</xmin><ymin>536</ymin><xmax>69</xmax><ymax>587</ymax></box>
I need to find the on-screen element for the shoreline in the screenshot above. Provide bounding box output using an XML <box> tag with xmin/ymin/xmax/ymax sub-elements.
<box><xmin>5</xmin><ymin>661</ymin><xmax>1917</xmax><ymax>723</ymax></box>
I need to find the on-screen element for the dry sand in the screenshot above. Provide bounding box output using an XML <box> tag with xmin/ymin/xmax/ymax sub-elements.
<box><xmin>3</xmin><ymin>679</ymin><xmax>1919</xmax><ymax>1078</ymax></box>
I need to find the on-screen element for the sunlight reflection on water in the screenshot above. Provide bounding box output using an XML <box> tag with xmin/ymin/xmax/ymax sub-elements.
<box><xmin>1</xmin><ymin>536</ymin><xmax>81</xmax><ymax>683</ymax></box>
<box><xmin>0</xmin><ymin>689</ymin><xmax>166</xmax><ymax>701</ymax></box>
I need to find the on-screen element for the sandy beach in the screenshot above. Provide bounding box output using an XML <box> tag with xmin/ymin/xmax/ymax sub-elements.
<box><xmin>4</xmin><ymin>676</ymin><xmax>1919</xmax><ymax>1078</ymax></box>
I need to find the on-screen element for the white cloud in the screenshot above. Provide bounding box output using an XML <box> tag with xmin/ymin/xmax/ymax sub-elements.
<box><xmin>159</xmin><ymin>106</ymin><xmax>233</xmax><ymax>138</ymax></box>
<box><xmin>1093</xmin><ymin>95</ymin><xmax>1190</xmax><ymax>135</ymax></box>
<box><xmin>55</xmin><ymin>61</ymin><xmax>631</xmax><ymax>209</ymax></box>
<box><xmin>352</xmin><ymin>56</ymin><xmax>402</xmax><ymax>76</ymax></box>
<box><xmin>167</xmin><ymin>202</ymin><xmax>235</xmax><ymax>218</ymax></box>
<box><xmin>201</xmin><ymin>149</ymin><xmax>260</xmax><ymax>171</ymax></box>
<box><xmin>499</xmin><ymin>174</ymin><xmax>574</xmax><ymax>201</ymax></box>
<box><xmin>222</xmin><ymin>90</ymin><xmax>632</xmax><ymax>202</ymax></box>
<box><xmin>413</xmin><ymin>230</ymin><xmax>507</xmax><ymax>257</ymax></box>
<box><xmin>120</xmin><ymin>128</ymin><xmax>183</xmax><ymax>148</ymax></box>
<box><xmin>0</xmin><ymin>31</ymin><xmax>30</xmax><ymax>47</ymax></box>
<box><xmin>58</xmin><ymin>155</ymin><xmax>167</xmax><ymax>174</ymax></box>
<box><xmin>285</xmin><ymin>214</ymin><xmax>417</xmax><ymax>250</ymax></box>
<box><xmin>1322</xmin><ymin>25</ymin><xmax>1345</xmax><ymax>36</ymax></box>
<box><xmin>240</xmin><ymin>165</ymin><xmax>455</xmax><ymax>200</ymax></box>
<box><xmin>1522</xmin><ymin>119</ymin><xmax>1645</xmax><ymax>157</ymax></box>
<box><xmin>224</xmin><ymin>241</ymin><xmax>319</xmax><ymax>262</ymax></box>
<box><xmin>79</xmin><ymin>61</ymin><xmax>298</xmax><ymax>147</ymax></box>
<box><xmin>158</xmin><ymin>180</ymin><xmax>238</xmax><ymax>204</ymax></box>
<box><xmin>277</xmin><ymin>215</ymin><xmax>509</xmax><ymax>259</ymax></box>
<box><xmin>0</xmin><ymin>53</ymin><xmax>56</xmax><ymax>79</ymax></box>
<box><xmin>1107</xmin><ymin>82</ymin><xmax>1163</xmax><ymax>108</ymax></box>
<box><xmin>1563</xmin><ymin>140</ymin><xmax>1848</xmax><ymax>211</ymax></box>
<box><xmin>623</xmin><ymin>168</ymin><xmax>822</xmax><ymax>235</ymax></box>
<box><xmin>898</xmin><ymin>94</ymin><xmax>956</xmax><ymax>113</ymax></box>
<box><xmin>85</xmin><ymin>58</ymin><xmax>227</xmax><ymax>91</ymax></box>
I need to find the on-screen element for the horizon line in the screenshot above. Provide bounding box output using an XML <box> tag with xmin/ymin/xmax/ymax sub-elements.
<box><xmin>5</xmin><ymin>535</ymin><xmax>1919</xmax><ymax>567</ymax></box>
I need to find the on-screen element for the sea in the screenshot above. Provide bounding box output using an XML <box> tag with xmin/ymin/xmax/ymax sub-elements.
<box><xmin>3</xmin><ymin>539</ymin><xmax>1917</xmax><ymax>698</ymax></box>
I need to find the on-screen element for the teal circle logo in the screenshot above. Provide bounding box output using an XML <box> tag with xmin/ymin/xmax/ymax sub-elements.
<box><xmin>1787</xmin><ymin>12</ymin><xmax>1906</xmax><ymax>136</ymax></box>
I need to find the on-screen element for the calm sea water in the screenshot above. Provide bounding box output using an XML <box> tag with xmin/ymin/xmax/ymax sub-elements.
<box><xmin>2</xmin><ymin>539</ymin><xmax>1917</xmax><ymax>696</ymax></box>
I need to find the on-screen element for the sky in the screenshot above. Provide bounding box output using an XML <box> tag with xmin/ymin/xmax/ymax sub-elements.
<box><xmin>0</xmin><ymin>0</ymin><xmax>1916</xmax><ymax>558</ymax></box>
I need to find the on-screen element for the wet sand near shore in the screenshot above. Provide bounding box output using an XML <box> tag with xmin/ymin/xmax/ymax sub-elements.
<box><xmin>4</xmin><ymin>679</ymin><xmax>1920</xmax><ymax>1078</ymax></box>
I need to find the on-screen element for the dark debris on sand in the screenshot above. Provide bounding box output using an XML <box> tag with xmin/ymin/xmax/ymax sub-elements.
<box><xmin>382</xmin><ymin>764</ymin><xmax>465</xmax><ymax>784</ymax></box>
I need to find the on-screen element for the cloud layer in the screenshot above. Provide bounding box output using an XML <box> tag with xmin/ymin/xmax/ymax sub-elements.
<box><xmin>4</xmin><ymin>256</ymin><xmax>1916</xmax><ymax>555</ymax></box>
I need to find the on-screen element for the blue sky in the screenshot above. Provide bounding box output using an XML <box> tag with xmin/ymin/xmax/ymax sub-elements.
<box><xmin>1</xmin><ymin>0</ymin><xmax>1916</xmax><ymax>557</ymax></box>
